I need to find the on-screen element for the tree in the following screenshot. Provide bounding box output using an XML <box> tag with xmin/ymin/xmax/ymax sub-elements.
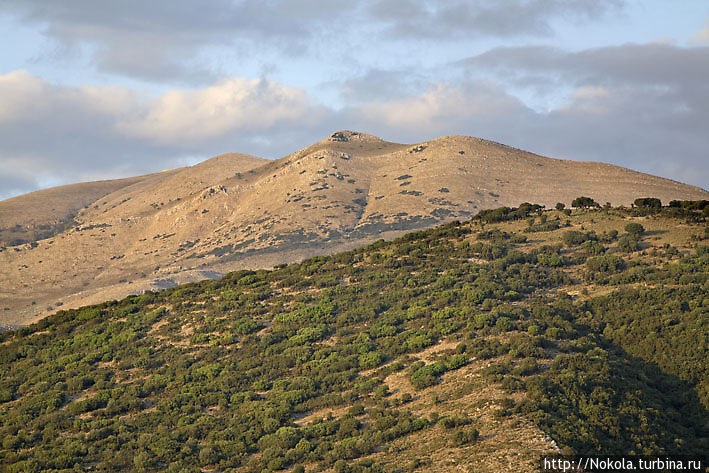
<box><xmin>562</xmin><ymin>230</ymin><xmax>595</xmax><ymax>247</ymax></box>
<box><xmin>634</xmin><ymin>198</ymin><xmax>661</xmax><ymax>210</ymax></box>
<box><xmin>586</xmin><ymin>255</ymin><xmax>626</xmax><ymax>273</ymax></box>
<box><xmin>624</xmin><ymin>223</ymin><xmax>645</xmax><ymax>236</ymax></box>
<box><xmin>571</xmin><ymin>196</ymin><xmax>598</xmax><ymax>209</ymax></box>
<box><xmin>556</xmin><ymin>203</ymin><xmax>566</xmax><ymax>211</ymax></box>
<box><xmin>617</xmin><ymin>234</ymin><xmax>639</xmax><ymax>252</ymax></box>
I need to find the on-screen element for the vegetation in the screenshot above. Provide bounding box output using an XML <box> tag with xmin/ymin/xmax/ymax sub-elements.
<box><xmin>571</xmin><ymin>196</ymin><xmax>599</xmax><ymax>209</ymax></box>
<box><xmin>634</xmin><ymin>197</ymin><xmax>662</xmax><ymax>211</ymax></box>
<box><xmin>474</xmin><ymin>202</ymin><xmax>543</xmax><ymax>224</ymax></box>
<box><xmin>624</xmin><ymin>222</ymin><xmax>644</xmax><ymax>236</ymax></box>
<box><xmin>1</xmin><ymin>200</ymin><xmax>708</xmax><ymax>471</ymax></box>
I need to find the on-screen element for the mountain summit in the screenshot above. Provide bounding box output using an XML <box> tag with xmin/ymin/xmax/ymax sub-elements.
<box><xmin>1</xmin><ymin>132</ymin><xmax>707</xmax><ymax>325</ymax></box>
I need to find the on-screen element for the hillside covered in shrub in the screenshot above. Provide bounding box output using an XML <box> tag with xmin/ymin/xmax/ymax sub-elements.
<box><xmin>1</xmin><ymin>201</ymin><xmax>708</xmax><ymax>472</ymax></box>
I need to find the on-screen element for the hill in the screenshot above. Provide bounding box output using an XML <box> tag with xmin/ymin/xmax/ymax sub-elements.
<box><xmin>1</xmin><ymin>131</ymin><xmax>708</xmax><ymax>326</ymax></box>
<box><xmin>0</xmin><ymin>203</ymin><xmax>707</xmax><ymax>472</ymax></box>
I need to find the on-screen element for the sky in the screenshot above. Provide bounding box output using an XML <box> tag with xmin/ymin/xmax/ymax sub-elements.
<box><xmin>0</xmin><ymin>0</ymin><xmax>708</xmax><ymax>201</ymax></box>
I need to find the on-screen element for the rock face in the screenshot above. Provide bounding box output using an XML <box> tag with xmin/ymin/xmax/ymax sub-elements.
<box><xmin>1</xmin><ymin>131</ymin><xmax>707</xmax><ymax>325</ymax></box>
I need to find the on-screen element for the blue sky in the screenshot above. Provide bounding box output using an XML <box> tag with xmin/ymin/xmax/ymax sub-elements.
<box><xmin>1</xmin><ymin>0</ymin><xmax>708</xmax><ymax>200</ymax></box>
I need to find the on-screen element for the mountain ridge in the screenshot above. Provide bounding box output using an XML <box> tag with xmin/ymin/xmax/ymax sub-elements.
<box><xmin>1</xmin><ymin>130</ymin><xmax>707</xmax><ymax>326</ymax></box>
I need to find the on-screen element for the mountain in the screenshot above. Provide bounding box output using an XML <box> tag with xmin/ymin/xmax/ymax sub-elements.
<box><xmin>1</xmin><ymin>131</ymin><xmax>707</xmax><ymax>326</ymax></box>
<box><xmin>1</xmin><ymin>204</ymin><xmax>707</xmax><ymax>471</ymax></box>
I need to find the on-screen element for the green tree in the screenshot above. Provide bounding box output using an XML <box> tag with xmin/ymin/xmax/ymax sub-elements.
<box><xmin>562</xmin><ymin>230</ymin><xmax>595</xmax><ymax>247</ymax></box>
<box><xmin>571</xmin><ymin>196</ymin><xmax>598</xmax><ymax>209</ymax></box>
<box><xmin>624</xmin><ymin>223</ymin><xmax>645</xmax><ymax>236</ymax></box>
<box><xmin>617</xmin><ymin>234</ymin><xmax>639</xmax><ymax>252</ymax></box>
<box><xmin>634</xmin><ymin>197</ymin><xmax>661</xmax><ymax>210</ymax></box>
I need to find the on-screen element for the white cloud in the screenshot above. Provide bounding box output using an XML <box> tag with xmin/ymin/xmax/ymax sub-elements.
<box><xmin>0</xmin><ymin>70</ymin><xmax>44</xmax><ymax>121</ymax></box>
<box><xmin>0</xmin><ymin>71</ymin><xmax>322</xmax><ymax>149</ymax></box>
<box><xmin>0</xmin><ymin>71</ymin><xmax>330</xmax><ymax>200</ymax></box>
<box><xmin>0</xmin><ymin>70</ymin><xmax>140</xmax><ymax>124</ymax></box>
<box><xmin>348</xmin><ymin>81</ymin><xmax>531</xmax><ymax>138</ymax></box>
<box><xmin>118</xmin><ymin>78</ymin><xmax>317</xmax><ymax>145</ymax></box>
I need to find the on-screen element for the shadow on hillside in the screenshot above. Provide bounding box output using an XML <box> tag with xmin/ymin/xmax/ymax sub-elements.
<box><xmin>643</xmin><ymin>229</ymin><xmax>668</xmax><ymax>237</ymax></box>
<box><xmin>528</xmin><ymin>338</ymin><xmax>709</xmax><ymax>459</ymax></box>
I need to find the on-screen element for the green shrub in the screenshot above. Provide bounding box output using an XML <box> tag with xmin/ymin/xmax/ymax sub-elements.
<box><xmin>562</xmin><ymin>230</ymin><xmax>596</xmax><ymax>246</ymax></box>
<box><xmin>617</xmin><ymin>235</ymin><xmax>639</xmax><ymax>252</ymax></box>
<box><xmin>451</xmin><ymin>428</ymin><xmax>479</xmax><ymax>446</ymax></box>
<box><xmin>359</xmin><ymin>351</ymin><xmax>383</xmax><ymax>369</ymax></box>
<box><xmin>624</xmin><ymin>223</ymin><xmax>645</xmax><ymax>236</ymax></box>
<box><xmin>409</xmin><ymin>362</ymin><xmax>447</xmax><ymax>389</ymax></box>
<box><xmin>586</xmin><ymin>255</ymin><xmax>626</xmax><ymax>273</ymax></box>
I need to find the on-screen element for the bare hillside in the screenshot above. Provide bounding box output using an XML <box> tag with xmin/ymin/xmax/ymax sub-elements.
<box><xmin>1</xmin><ymin>131</ymin><xmax>707</xmax><ymax>326</ymax></box>
<box><xmin>0</xmin><ymin>173</ymin><xmax>164</xmax><ymax>246</ymax></box>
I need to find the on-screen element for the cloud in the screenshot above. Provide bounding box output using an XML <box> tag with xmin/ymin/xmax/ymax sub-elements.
<box><xmin>368</xmin><ymin>0</ymin><xmax>624</xmax><ymax>40</ymax></box>
<box><xmin>0</xmin><ymin>70</ymin><xmax>137</xmax><ymax>122</ymax></box>
<box><xmin>344</xmin><ymin>81</ymin><xmax>533</xmax><ymax>139</ymax></box>
<box><xmin>2</xmin><ymin>0</ymin><xmax>625</xmax><ymax>83</ymax></box>
<box><xmin>457</xmin><ymin>43</ymin><xmax>709</xmax><ymax>188</ymax></box>
<box><xmin>1</xmin><ymin>0</ymin><xmax>363</xmax><ymax>83</ymax></box>
<box><xmin>0</xmin><ymin>162</ymin><xmax>41</xmax><ymax>200</ymax></box>
<box><xmin>0</xmin><ymin>70</ymin><xmax>331</xmax><ymax>201</ymax></box>
<box><xmin>465</xmin><ymin>43</ymin><xmax>709</xmax><ymax>90</ymax></box>
<box><xmin>118</xmin><ymin>77</ymin><xmax>322</xmax><ymax>145</ymax></box>
<box><xmin>690</xmin><ymin>18</ymin><xmax>709</xmax><ymax>45</ymax></box>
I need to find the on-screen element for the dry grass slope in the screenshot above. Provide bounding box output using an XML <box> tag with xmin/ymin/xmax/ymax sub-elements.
<box><xmin>1</xmin><ymin>131</ymin><xmax>707</xmax><ymax>326</ymax></box>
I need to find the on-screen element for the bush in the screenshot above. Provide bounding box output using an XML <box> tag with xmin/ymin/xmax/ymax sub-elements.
<box><xmin>446</xmin><ymin>354</ymin><xmax>468</xmax><ymax>370</ymax></box>
<box><xmin>359</xmin><ymin>352</ymin><xmax>383</xmax><ymax>369</ymax></box>
<box><xmin>475</xmin><ymin>203</ymin><xmax>544</xmax><ymax>223</ymax></box>
<box><xmin>562</xmin><ymin>230</ymin><xmax>595</xmax><ymax>247</ymax></box>
<box><xmin>580</xmin><ymin>240</ymin><xmax>605</xmax><ymax>256</ymax></box>
<box><xmin>587</xmin><ymin>255</ymin><xmax>626</xmax><ymax>273</ymax></box>
<box><xmin>668</xmin><ymin>199</ymin><xmax>709</xmax><ymax>210</ymax></box>
<box><xmin>495</xmin><ymin>316</ymin><xmax>512</xmax><ymax>332</ymax></box>
<box><xmin>617</xmin><ymin>235</ymin><xmax>639</xmax><ymax>252</ymax></box>
<box><xmin>624</xmin><ymin>223</ymin><xmax>645</xmax><ymax>236</ymax></box>
<box><xmin>409</xmin><ymin>362</ymin><xmax>447</xmax><ymax>389</ymax></box>
<box><xmin>440</xmin><ymin>415</ymin><xmax>471</xmax><ymax>429</ymax></box>
<box><xmin>451</xmin><ymin>428</ymin><xmax>479</xmax><ymax>446</ymax></box>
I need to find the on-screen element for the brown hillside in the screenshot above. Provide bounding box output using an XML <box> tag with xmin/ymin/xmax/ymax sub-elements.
<box><xmin>1</xmin><ymin>131</ymin><xmax>707</xmax><ymax>326</ymax></box>
<box><xmin>0</xmin><ymin>173</ymin><xmax>164</xmax><ymax>246</ymax></box>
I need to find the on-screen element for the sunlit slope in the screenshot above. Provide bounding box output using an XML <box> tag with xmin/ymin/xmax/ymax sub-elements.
<box><xmin>1</xmin><ymin>131</ymin><xmax>707</xmax><ymax>326</ymax></box>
